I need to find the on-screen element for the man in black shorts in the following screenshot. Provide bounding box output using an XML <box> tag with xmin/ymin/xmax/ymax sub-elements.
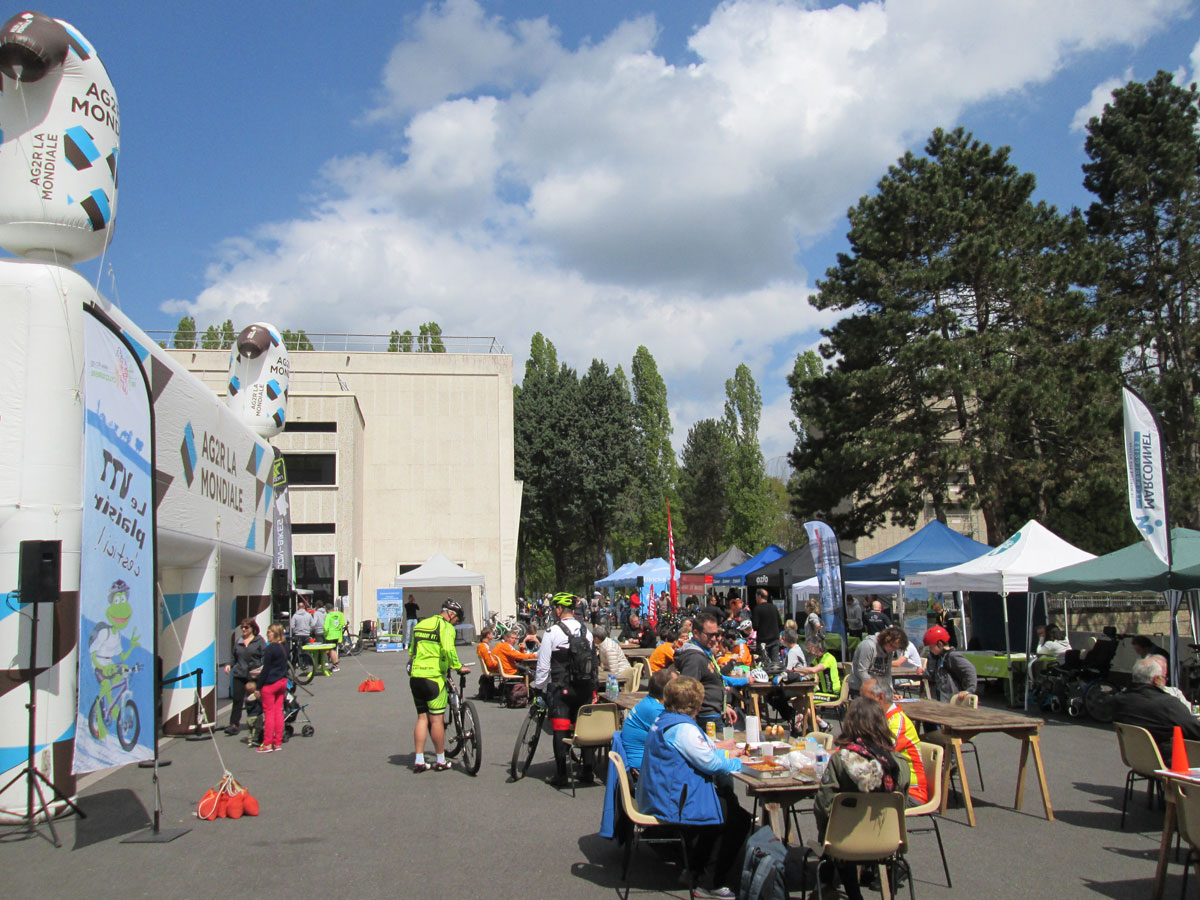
<box><xmin>408</xmin><ymin>599</ymin><xmax>467</xmax><ymax>772</ymax></box>
<box><xmin>534</xmin><ymin>592</ymin><xmax>598</xmax><ymax>788</ymax></box>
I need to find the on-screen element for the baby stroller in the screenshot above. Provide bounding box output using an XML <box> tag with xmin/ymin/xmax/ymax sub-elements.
<box><xmin>248</xmin><ymin>679</ymin><xmax>315</xmax><ymax>745</ymax></box>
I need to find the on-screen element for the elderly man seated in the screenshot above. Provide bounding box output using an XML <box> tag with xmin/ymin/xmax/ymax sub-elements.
<box><xmin>594</xmin><ymin>625</ymin><xmax>634</xmax><ymax>682</ymax></box>
<box><xmin>494</xmin><ymin>626</ymin><xmax>537</xmax><ymax>676</ymax></box>
<box><xmin>637</xmin><ymin>676</ymin><xmax>751</xmax><ymax>900</ymax></box>
<box><xmin>474</xmin><ymin>626</ymin><xmax>502</xmax><ymax>700</ymax></box>
<box><xmin>620</xmin><ymin>612</ymin><xmax>658</xmax><ymax>649</ymax></box>
<box><xmin>1113</xmin><ymin>655</ymin><xmax>1200</xmax><ymax>760</ymax></box>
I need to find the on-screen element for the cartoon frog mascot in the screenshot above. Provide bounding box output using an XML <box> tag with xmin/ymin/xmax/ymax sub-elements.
<box><xmin>89</xmin><ymin>579</ymin><xmax>141</xmax><ymax>739</ymax></box>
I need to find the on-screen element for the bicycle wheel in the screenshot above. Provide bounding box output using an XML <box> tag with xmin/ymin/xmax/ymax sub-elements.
<box><xmin>509</xmin><ymin>706</ymin><xmax>543</xmax><ymax>780</ymax></box>
<box><xmin>445</xmin><ymin>707</ymin><xmax>464</xmax><ymax>759</ymax></box>
<box><xmin>1084</xmin><ymin>681</ymin><xmax>1116</xmax><ymax>723</ymax></box>
<box><xmin>292</xmin><ymin>653</ymin><xmax>315</xmax><ymax>685</ymax></box>
<box><xmin>460</xmin><ymin>700</ymin><xmax>482</xmax><ymax>776</ymax></box>
<box><xmin>117</xmin><ymin>700</ymin><xmax>140</xmax><ymax>751</ymax></box>
<box><xmin>346</xmin><ymin>634</ymin><xmax>363</xmax><ymax>656</ymax></box>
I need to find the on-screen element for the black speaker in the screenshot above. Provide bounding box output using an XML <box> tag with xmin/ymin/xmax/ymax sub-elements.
<box><xmin>338</xmin><ymin>579</ymin><xmax>348</xmax><ymax>596</ymax></box>
<box><xmin>636</xmin><ymin>575</ymin><xmax>644</xmax><ymax>588</ymax></box>
<box><xmin>19</xmin><ymin>539</ymin><xmax>61</xmax><ymax>604</ymax></box>
<box><xmin>271</xmin><ymin>569</ymin><xmax>288</xmax><ymax>603</ymax></box>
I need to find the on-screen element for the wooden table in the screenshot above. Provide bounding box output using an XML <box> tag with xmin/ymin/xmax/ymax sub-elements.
<box><xmin>733</xmin><ymin>769</ymin><xmax>819</xmax><ymax>844</ymax></box>
<box><xmin>1152</xmin><ymin>768</ymin><xmax>1200</xmax><ymax>899</ymax></box>
<box><xmin>901</xmin><ymin>700</ymin><xmax>1052</xmax><ymax>827</ymax></box>
<box><xmin>610</xmin><ymin>691</ymin><xmax>648</xmax><ymax>711</ymax></box>
<box><xmin>741</xmin><ymin>680</ymin><xmax>819</xmax><ymax>733</ymax></box>
<box><xmin>620</xmin><ymin>646</ymin><xmax>655</xmax><ymax>659</ymax></box>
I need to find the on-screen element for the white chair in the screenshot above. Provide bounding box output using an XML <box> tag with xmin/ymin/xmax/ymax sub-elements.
<box><xmin>609</xmin><ymin>751</ymin><xmax>694</xmax><ymax>900</ymax></box>
<box><xmin>905</xmin><ymin>742</ymin><xmax>951</xmax><ymax>887</ymax></box>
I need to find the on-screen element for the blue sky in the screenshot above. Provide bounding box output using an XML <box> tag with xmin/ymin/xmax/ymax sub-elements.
<box><xmin>7</xmin><ymin>1</ymin><xmax>1200</xmax><ymax>464</ymax></box>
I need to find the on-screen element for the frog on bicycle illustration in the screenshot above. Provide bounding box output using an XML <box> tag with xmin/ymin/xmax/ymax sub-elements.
<box><xmin>86</xmin><ymin>579</ymin><xmax>143</xmax><ymax>750</ymax></box>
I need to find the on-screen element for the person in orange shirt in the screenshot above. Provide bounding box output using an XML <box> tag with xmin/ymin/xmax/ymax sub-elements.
<box><xmin>495</xmin><ymin>626</ymin><xmax>538</xmax><ymax>675</ymax></box>
<box><xmin>475</xmin><ymin>626</ymin><xmax>502</xmax><ymax>700</ymax></box>
<box><xmin>648</xmin><ymin>628</ymin><xmax>682</xmax><ymax>673</ymax></box>
<box><xmin>862</xmin><ymin>677</ymin><xmax>928</xmax><ymax>804</ymax></box>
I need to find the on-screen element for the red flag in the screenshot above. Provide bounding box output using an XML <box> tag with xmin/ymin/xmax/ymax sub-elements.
<box><xmin>667</xmin><ymin>498</ymin><xmax>678</xmax><ymax>612</ymax></box>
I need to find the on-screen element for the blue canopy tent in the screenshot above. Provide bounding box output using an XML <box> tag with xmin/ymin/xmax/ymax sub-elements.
<box><xmin>595</xmin><ymin>561</ymin><xmax>640</xmax><ymax>589</ymax></box>
<box><xmin>845</xmin><ymin>521</ymin><xmax>991</xmax><ymax>581</ymax></box>
<box><xmin>845</xmin><ymin>521</ymin><xmax>991</xmax><ymax>649</ymax></box>
<box><xmin>710</xmin><ymin>545</ymin><xmax>787</xmax><ymax>590</ymax></box>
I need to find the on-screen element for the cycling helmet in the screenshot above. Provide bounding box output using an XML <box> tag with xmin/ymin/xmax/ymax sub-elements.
<box><xmin>923</xmin><ymin>625</ymin><xmax>951</xmax><ymax>647</ymax></box>
<box><xmin>550</xmin><ymin>592</ymin><xmax>576</xmax><ymax>608</ymax></box>
<box><xmin>442</xmin><ymin>598</ymin><xmax>465</xmax><ymax>621</ymax></box>
<box><xmin>108</xmin><ymin>579</ymin><xmax>131</xmax><ymax>602</ymax></box>
<box><xmin>736</xmin><ymin>619</ymin><xmax>754</xmax><ymax>634</ymax></box>
<box><xmin>748</xmin><ymin>667</ymin><xmax>770</xmax><ymax>683</ymax></box>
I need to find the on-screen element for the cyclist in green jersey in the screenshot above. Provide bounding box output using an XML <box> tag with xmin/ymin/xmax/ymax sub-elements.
<box><xmin>409</xmin><ymin>599</ymin><xmax>467</xmax><ymax>772</ymax></box>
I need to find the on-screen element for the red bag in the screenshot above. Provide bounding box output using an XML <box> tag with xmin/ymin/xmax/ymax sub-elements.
<box><xmin>226</xmin><ymin>790</ymin><xmax>245</xmax><ymax>819</ymax></box>
<box><xmin>243</xmin><ymin>793</ymin><xmax>260</xmax><ymax>816</ymax></box>
<box><xmin>197</xmin><ymin>789</ymin><xmax>219</xmax><ymax>820</ymax></box>
<box><xmin>358</xmin><ymin>676</ymin><xmax>385</xmax><ymax>692</ymax></box>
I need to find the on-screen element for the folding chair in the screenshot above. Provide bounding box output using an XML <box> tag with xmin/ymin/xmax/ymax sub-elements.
<box><xmin>800</xmin><ymin>792</ymin><xmax>913</xmax><ymax>900</ymax></box>
<box><xmin>609</xmin><ymin>751</ymin><xmax>693</xmax><ymax>900</ymax></box>
<box><xmin>1115</xmin><ymin>722</ymin><xmax>1166</xmax><ymax>828</ymax></box>
<box><xmin>566</xmin><ymin>704</ymin><xmax>621</xmax><ymax>796</ymax></box>
<box><xmin>905</xmin><ymin>742</ymin><xmax>951</xmax><ymax>887</ymax></box>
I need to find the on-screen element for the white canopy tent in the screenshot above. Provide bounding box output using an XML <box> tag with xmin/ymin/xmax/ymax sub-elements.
<box><xmin>916</xmin><ymin>520</ymin><xmax>1096</xmax><ymax>702</ymax></box>
<box><xmin>392</xmin><ymin>552</ymin><xmax>487</xmax><ymax>633</ymax></box>
<box><xmin>791</xmin><ymin>578</ymin><xmax>899</xmax><ymax>604</ymax></box>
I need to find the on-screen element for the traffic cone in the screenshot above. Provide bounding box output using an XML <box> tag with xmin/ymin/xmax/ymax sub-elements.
<box><xmin>1171</xmin><ymin>725</ymin><xmax>1190</xmax><ymax>774</ymax></box>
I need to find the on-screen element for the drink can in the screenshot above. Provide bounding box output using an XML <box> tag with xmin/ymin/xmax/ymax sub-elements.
<box><xmin>706</xmin><ymin>721</ymin><xmax>717</xmax><ymax>739</ymax></box>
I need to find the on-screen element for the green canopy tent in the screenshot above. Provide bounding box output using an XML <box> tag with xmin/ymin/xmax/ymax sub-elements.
<box><xmin>1027</xmin><ymin>527</ymin><xmax>1200</xmax><ymax>694</ymax></box>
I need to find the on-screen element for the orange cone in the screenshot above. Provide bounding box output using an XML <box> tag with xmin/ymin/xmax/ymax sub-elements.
<box><xmin>1172</xmin><ymin>725</ymin><xmax>1191</xmax><ymax>774</ymax></box>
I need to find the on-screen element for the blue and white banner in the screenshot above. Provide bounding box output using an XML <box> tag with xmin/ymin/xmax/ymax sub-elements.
<box><xmin>75</xmin><ymin>311</ymin><xmax>155</xmax><ymax>773</ymax></box>
<box><xmin>1123</xmin><ymin>386</ymin><xmax>1172</xmax><ymax>568</ymax></box>
<box><xmin>804</xmin><ymin>520</ymin><xmax>845</xmax><ymax>640</ymax></box>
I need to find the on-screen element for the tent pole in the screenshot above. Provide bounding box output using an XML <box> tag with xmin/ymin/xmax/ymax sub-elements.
<box><xmin>957</xmin><ymin>590</ymin><xmax>968</xmax><ymax>648</ymax></box>
<box><xmin>1168</xmin><ymin>589</ymin><xmax>1182</xmax><ymax>688</ymax></box>
<box><xmin>1002</xmin><ymin>590</ymin><xmax>1012</xmax><ymax>707</ymax></box>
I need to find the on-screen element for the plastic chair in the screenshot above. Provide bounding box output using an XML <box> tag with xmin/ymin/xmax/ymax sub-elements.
<box><xmin>816</xmin><ymin>668</ymin><xmax>851</xmax><ymax>721</ymax></box>
<box><xmin>566</xmin><ymin>704</ymin><xmax>621</xmax><ymax>796</ymax></box>
<box><xmin>626</xmin><ymin>662</ymin><xmax>643</xmax><ymax>694</ymax></box>
<box><xmin>1172</xmin><ymin>779</ymin><xmax>1200</xmax><ymax>895</ymax></box>
<box><xmin>801</xmin><ymin>792</ymin><xmax>913</xmax><ymax>900</ymax></box>
<box><xmin>609</xmin><ymin>751</ymin><xmax>693</xmax><ymax>900</ymax></box>
<box><xmin>905</xmin><ymin>743</ymin><xmax>951</xmax><ymax>887</ymax></box>
<box><xmin>1115</xmin><ymin>722</ymin><xmax>1166</xmax><ymax>828</ymax></box>
<box><xmin>805</xmin><ymin>731</ymin><xmax>835</xmax><ymax>751</ymax></box>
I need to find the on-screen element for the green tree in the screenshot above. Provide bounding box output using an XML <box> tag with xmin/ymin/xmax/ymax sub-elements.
<box><xmin>513</xmin><ymin>333</ymin><xmax>585</xmax><ymax>589</ymax></box>
<box><xmin>618</xmin><ymin>346</ymin><xmax>680</xmax><ymax>560</ymax></box>
<box><xmin>388</xmin><ymin>329</ymin><xmax>415</xmax><ymax>352</ymax></box>
<box><xmin>577</xmin><ymin>359</ymin><xmax>637</xmax><ymax>579</ymax></box>
<box><xmin>789</xmin><ymin>350</ymin><xmax>823</xmax><ymax>446</ymax></box>
<box><xmin>678</xmin><ymin>417</ymin><xmax>732</xmax><ymax>559</ymax></box>
<box><xmin>1084</xmin><ymin>71</ymin><xmax>1200</xmax><ymax>529</ymax></box>
<box><xmin>723</xmin><ymin>363</ymin><xmax>770</xmax><ymax>551</ymax></box>
<box><xmin>281</xmin><ymin>329</ymin><xmax>314</xmax><ymax>351</ymax></box>
<box><xmin>172</xmin><ymin>315</ymin><xmax>197</xmax><ymax>349</ymax></box>
<box><xmin>418</xmin><ymin>321</ymin><xmax>446</xmax><ymax>352</ymax></box>
<box><xmin>200</xmin><ymin>323</ymin><xmax>222</xmax><ymax>349</ymax></box>
<box><xmin>791</xmin><ymin>127</ymin><xmax>1124</xmax><ymax>549</ymax></box>
<box><xmin>221</xmin><ymin>319</ymin><xmax>236</xmax><ymax>348</ymax></box>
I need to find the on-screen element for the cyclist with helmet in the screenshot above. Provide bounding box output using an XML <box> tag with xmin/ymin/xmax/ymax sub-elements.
<box><xmin>922</xmin><ymin>625</ymin><xmax>977</xmax><ymax>703</ymax></box>
<box><xmin>534</xmin><ymin>592</ymin><xmax>598</xmax><ymax>788</ymax></box>
<box><xmin>409</xmin><ymin>599</ymin><xmax>468</xmax><ymax>772</ymax></box>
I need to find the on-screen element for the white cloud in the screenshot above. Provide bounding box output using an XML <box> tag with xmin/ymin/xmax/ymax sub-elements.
<box><xmin>174</xmin><ymin>0</ymin><xmax>1190</xmax><ymax>464</ymax></box>
<box><xmin>1071</xmin><ymin>70</ymin><xmax>1133</xmax><ymax>133</ymax></box>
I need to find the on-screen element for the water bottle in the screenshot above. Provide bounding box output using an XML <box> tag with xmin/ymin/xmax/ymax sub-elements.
<box><xmin>607</xmin><ymin>673</ymin><xmax>619</xmax><ymax>700</ymax></box>
<box><xmin>815</xmin><ymin>752</ymin><xmax>829</xmax><ymax>777</ymax></box>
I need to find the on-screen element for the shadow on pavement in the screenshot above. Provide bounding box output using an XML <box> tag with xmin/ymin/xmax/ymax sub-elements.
<box><xmin>1081</xmin><ymin>875</ymin><xmax>1177</xmax><ymax>898</ymax></box>
<box><xmin>73</xmin><ymin>788</ymin><xmax>150</xmax><ymax>849</ymax></box>
<box><xmin>571</xmin><ymin>832</ymin><xmax>690</xmax><ymax>897</ymax></box>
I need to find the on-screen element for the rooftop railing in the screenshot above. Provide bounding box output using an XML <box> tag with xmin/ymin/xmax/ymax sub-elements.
<box><xmin>149</xmin><ymin>331</ymin><xmax>506</xmax><ymax>354</ymax></box>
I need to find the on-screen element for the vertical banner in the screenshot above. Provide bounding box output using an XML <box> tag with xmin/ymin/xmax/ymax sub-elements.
<box><xmin>270</xmin><ymin>452</ymin><xmax>293</xmax><ymax>587</ymax></box>
<box><xmin>75</xmin><ymin>310</ymin><xmax>155</xmax><ymax>773</ymax></box>
<box><xmin>1122</xmin><ymin>386</ymin><xmax>1172</xmax><ymax>567</ymax></box>
<box><xmin>666</xmin><ymin>498</ymin><xmax>678</xmax><ymax>612</ymax></box>
<box><xmin>804</xmin><ymin>520</ymin><xmax>846</xmax><ymax>644</ymax></box>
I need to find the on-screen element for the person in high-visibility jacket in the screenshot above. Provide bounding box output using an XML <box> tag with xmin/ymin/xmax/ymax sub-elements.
<box><xmin>323</xmin><ymin>603</ymin><xmax>346</xmax><ymax>672</ymax></box>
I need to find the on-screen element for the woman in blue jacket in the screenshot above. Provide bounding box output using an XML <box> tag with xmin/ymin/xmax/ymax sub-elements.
<box><xmin>636</xmin><ymin>676</ymin><xmax>752</xmax><ymax>900</ymax></box>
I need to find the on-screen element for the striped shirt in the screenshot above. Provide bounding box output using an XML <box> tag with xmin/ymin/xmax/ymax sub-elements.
<box><xmin>886</xmin><ymin>703</ymin><xmax>928</xmax><ymax>805</ymax></box>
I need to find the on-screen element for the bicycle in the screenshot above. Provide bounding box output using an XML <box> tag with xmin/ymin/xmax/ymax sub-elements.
<box><xmin>88</xmin><ymin>662</ymin><xmax>143</xmax><ymax>751</ymax></box>
<box><xmin>339</xmin><ymin>627</ymin><xmax>363</xmax><ymax>657</ymax></box>
<box><xmin>443</xmin><ymin>664</ymin><xmax>483</xmax><ymax>776</ymax></box>
<box><xmin>287</xmin><ymin>636</ymin><xmax>316</xmax><ymax>684</ymax></box>
<box><xmin>510</xmin><ymin>688</ymin><xmax>548</xmax><ymax>781</ymax></box>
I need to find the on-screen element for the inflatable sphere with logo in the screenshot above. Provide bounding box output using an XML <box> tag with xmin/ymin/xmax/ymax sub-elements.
<box><xmin>226</xmin><ymin>323</ymin><xmax>290</xmax><ymax>439</ymax></box>
<box><xmin>0</xmin><ymin>10</ymin><xmax>119</xmax><ymax>262</ymax></box>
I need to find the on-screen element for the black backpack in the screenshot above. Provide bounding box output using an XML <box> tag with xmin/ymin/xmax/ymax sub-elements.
<box><xmin>557</xmin><ymin>622</ymin><xmax>598</xmax><ymax>686</ymax></box>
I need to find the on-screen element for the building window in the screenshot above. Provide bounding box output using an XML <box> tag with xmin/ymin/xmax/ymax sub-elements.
<box><xmin>284</xmin><ymin>421</ymin><xmax>337</xmax><ymax>433</ymax></box>
<box><xmin>284</xmin><ymin>452</ymin><xmax>336</xmax><ymax>485</ymax></box>
<box><xmin>295</xmin><ymin>554</ymin><xmax>334</xmax><ymax>608</ymax></box>
<box><xmin>292</xmin><ymin>522</ymin><xmax>336</xmax><ymax>534</ymax></box>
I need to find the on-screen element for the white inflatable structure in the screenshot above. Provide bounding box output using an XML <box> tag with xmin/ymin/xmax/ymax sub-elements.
<box><xmin>0</xmin><ymin>12</ymin><xmax>287</xmax><ymax>815</ymax></box>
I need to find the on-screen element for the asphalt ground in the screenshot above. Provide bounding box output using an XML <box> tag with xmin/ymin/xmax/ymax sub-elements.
<box><xmin>0</xmin><ymin>649</ymin><xmax>1181</xmax><ymax>899</ymax></box>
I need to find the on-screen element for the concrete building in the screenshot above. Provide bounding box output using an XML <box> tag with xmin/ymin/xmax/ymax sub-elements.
<box><xmin>167</xmin><ymin>335</ymin><xmax>521</xmax><ymax>629</ymax></box>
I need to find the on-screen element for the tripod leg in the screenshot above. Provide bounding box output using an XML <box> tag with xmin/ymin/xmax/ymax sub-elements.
<box><xmin>33</xmin><ymin>767</ymin><xmax>87</xmax><ymax>818</ymax></box>
<box><xmin>28</xmin><ymin>768</ymin><xmax>61</xmax><ymax>847</ymax></box>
